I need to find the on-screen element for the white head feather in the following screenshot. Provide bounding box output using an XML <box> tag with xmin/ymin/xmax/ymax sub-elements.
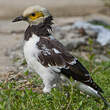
<box><xmin>23</xmin><ymin>5</ymin><xmax>50</xmax><ymax>18</ymax></box>
<box><xmin>13</xmin><ymin>5</ymin><xmax>52</xmax><ymax>25</ymax></box>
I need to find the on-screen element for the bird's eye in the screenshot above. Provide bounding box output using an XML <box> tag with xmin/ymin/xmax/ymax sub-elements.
<box><xmin>31</xmin><ymin>13</ymin><xmax>36</xmax><ymax>16</ymax></box>
<box><xmin>29</xmin><ymin>12</ymin><xmax>44</xmax><ymax>21</ymax></box>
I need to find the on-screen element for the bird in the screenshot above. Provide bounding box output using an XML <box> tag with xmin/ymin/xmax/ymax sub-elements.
<box><xmin>12</xmin><ymin>5</ymin><xmax>109</xmax><ymax>107</ymax></box>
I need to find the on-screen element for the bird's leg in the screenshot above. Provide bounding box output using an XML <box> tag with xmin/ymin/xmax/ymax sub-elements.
<box><xmin>43</xmin><ymin>86</ymin><xmax>52</xmax><ymax>93</ymax></box>
<box><xmin>43</xmin><ymin>74</ymin><xmax>61</xmax><ymax>93</ymax></box>
<box><xmin>60</xmin><ymin>74</ymin><xmax>70</xmax><ymax>86</ymax></box>
<box><xmin>43</xmin><ymin>79</ymin><xmax>52</xmax><ymax>93</ymax></box>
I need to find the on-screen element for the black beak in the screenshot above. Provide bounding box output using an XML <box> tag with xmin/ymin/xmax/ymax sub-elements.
<box><xmin>12</xmin><ymin>16</ymin><xmax>27</xmax><ymax>22</ymax></box>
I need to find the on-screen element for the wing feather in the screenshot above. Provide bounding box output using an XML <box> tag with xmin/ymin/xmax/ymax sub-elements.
<box><xmin>36</xmin><ymin>37</ymin><xmax>103</xmax><ymax>93</ymax></box>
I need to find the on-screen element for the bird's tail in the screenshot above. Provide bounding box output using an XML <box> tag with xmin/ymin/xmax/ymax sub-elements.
<box><xmin>98</xmin><ymin>92</ymin><xmax>110</xmax><ymax>108</ymax></box>
<box><xmin>74</xmin><ymin>81</ymin><xmax>110</xmax><ymax>108</ymax></box>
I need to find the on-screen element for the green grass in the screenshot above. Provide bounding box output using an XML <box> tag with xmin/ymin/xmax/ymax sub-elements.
<box><xmin>0</xmin><ymin>59</ymin><xmax>110</xmax><ymax>110</ymax></box>
<box><xmin>90</xmin><ymin>20</ymin><xmax>110</xmax><ymax>30</ymax></box>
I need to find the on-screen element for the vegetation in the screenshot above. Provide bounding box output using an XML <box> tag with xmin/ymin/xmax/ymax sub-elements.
<box><xmin>89</xmin><ymin>20</ymin><xmax>110</xmax><ymax>30</ymax></box>
<box><xmin>0</xmin><ymin>56</ymin><xmax>110</xmax><ymax>110</ymax></box>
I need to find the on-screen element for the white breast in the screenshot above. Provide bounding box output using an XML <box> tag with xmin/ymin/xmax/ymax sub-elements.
<box><xmin>23</xmin><ymin>34</ymin><xmax>53</xmax><ymax>80</ymax></box>
<box><xmin>23</xmin><ymin>34</ymin><xmax>40</xmax><ymax>65</ymax></box>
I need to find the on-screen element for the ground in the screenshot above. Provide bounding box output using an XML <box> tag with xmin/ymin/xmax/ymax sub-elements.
<box><xmin>0</xmin><ymin>57</ymin><xmax>110</xmax><ymax>110</ymax></box>
<box><xmin>0</xmin><ymin>0</ymin><xmax>110</xmax><ymax>109</ymax></box>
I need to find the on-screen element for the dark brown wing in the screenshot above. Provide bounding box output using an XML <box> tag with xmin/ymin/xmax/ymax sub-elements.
<box><xmin>37</xmin><ymin>37</ymin><xmax>74</xmax><ymax>67</ymax></box>
<box><xmin>61</xmin><ymin>60</ymin><xmax>103</xmax><ymax>93</ymax></box>
<box><xmin>36</xmin><ymin>37</ymin><xmax>103</xmax><ymax>93</ymax></box>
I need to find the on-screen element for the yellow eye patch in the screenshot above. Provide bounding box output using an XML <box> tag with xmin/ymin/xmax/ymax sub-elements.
<box><xmin>29</xmin><ymin>12</ymin><xmax>44</xmax><ymax>21</ymax></box>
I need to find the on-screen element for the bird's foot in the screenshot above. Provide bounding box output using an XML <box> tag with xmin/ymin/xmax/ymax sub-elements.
<box><xmin>43</xmin><ymin>87</ymin><xmax>51</xmax><ymax>93</ymax></box>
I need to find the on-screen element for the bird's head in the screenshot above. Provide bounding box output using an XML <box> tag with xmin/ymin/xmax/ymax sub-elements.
<box><xmin>12</xmin><ymin>5</ymin><xmax>51</xmax><ymax>25</ymax></box>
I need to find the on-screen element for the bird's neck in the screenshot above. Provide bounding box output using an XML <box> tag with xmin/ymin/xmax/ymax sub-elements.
<box><xmin>24</xmin><ymin>16</ymin><xmax>53</xmax><ymax>41</ymax></box>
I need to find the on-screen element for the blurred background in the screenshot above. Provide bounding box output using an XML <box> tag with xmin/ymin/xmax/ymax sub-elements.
<box><xmin>0</xmin><ymin>0</ymin><xmax>105</xmax><ymax>19</ymax></box>
<box><xmin>0</xmin><ymin>0</ymin><xmax>110</xmax><ymax>77</ymax></box>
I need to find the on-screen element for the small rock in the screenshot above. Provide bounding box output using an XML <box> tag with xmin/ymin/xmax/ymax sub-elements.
<box><xmin>60</xmin><ymin>25</ymin><xmax>73</xmax><ymax>32</ymax></box>
<box><xmin>78</xmin><ymin>28</ymin><xmax>87</xmax><ymax>36</ymax></box>
<box><xmin>85</xmin><ymin>29</ymin><xmax>97</xmax><ymax>38</ymax></box>
<box><xmin>61</xmin><ymin>37</ymin><xmax>87</xmax><ymax>50</ymax></box>
<box><xmin>95</xmin><ymin>55</ymin><xmax>110</xmax><ymax>63</ymax></box>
